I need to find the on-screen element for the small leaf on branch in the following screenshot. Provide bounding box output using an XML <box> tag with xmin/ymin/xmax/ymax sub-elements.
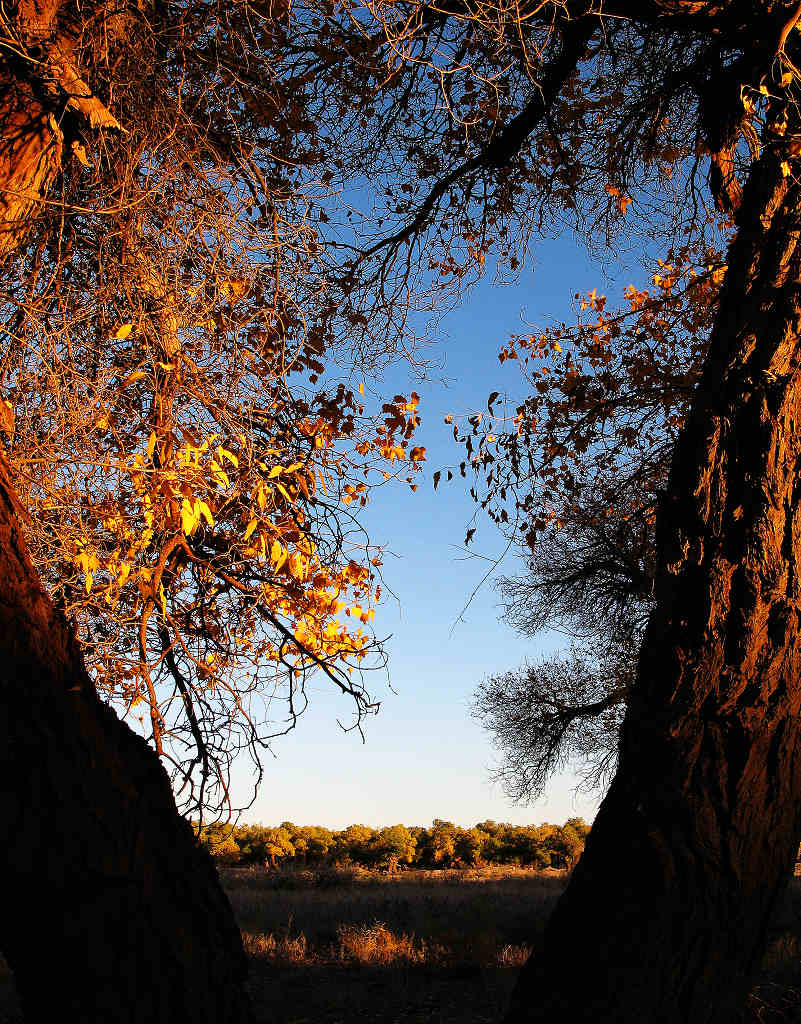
<box><xmin>181</xmin><ymin>498</ymin><xmax>199</xmax><ymax>535</ymax></box>
<box><xmin>218</xmin><ymin>446</ymin><xmax>239</xmax><ymax>467</ymax></box>
<box><xmin>197</xmin><ymin>500</ymin><xmax>214</xmax><ymax>528</ymax></box>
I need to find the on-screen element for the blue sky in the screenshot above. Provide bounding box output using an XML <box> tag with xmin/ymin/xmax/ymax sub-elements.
<box><xmin>233</xmin><ymin>234</ymin><xmax>622</xmax><ymax>829</ymax></box>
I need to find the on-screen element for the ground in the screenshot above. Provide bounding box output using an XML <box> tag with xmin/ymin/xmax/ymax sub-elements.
<box><xmin>1</xmin><ymin>864</ymin><xmax>800</xmax><ymax>1021</ymax></box>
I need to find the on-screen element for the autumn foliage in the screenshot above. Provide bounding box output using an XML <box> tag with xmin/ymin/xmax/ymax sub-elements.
<box><xmin>460</xmin><ymin>241</ymin><xmax>729</xmax><ymax>795</ymax></box>
<box><xmin>199</xmin><ymin>817</ymin><xmax>590</xmax><ymax>872</ymax></box>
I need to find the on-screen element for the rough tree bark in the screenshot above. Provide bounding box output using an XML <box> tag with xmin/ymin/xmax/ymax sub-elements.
<box><xmin>0</xmin><ymin>4</ymin><xmax>252</xmax><ymax>1021</ymax></box>
<box><xmin>0</xmin><ymin>455</ymin><xmax>252</xmax><ymax>1022</ymax></box>
<box><xmin>504</xmin><ymin>119</ymin><xmax>801</xmax><ymax>1023</ymax></box>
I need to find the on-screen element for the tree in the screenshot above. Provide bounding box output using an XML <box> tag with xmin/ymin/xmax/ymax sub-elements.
<box><xmin>454</xmin><ymin>826</ymin><xmax>487</xmax><ymax>866</ymax></box>
<box><xmin>1</xmin><ymin>0</ymin><xmax>426</xmax><ymax>815</ymax></box>
<box><xmin>468</xmin><ymin>250</ymin><xmax>718</xmax><ymax>799</ymax></box>
<box><xmin>422</xmin><ymin>7</ymin><xmax>801</xmax><ymax>1021</ymax></box>
<box><xmin>0</xmin><ymin>458</ymin><xmax>252</xmax><ymax>1020</ymax></box>
<box><xmin>0</xmin><ymin>0</ymin><xmax>423</xmax><ymax>1016</ymax></box>
<box><xmin>429</xmin><ymin>819</ymin><xmax>458</xmax><ymax>865</ymax></box>
<box><xmin>473</xmin><ymin>645</ymin><xmax>632</xmax><ymax>802</ymax></box>
<box><xmin>369</xmin><ymin>824</ymin><xmax>417</xmax><ymax>871</ymax></box>
<box><xmin>261</xmin><ymin>827</ymin><xmax>295</xmax><ymax>868</ymax></box>
<box><xmin>199</xmin><ymin>824</ymin><xmax>243</xmax><ymax>865</ymax></box>
<box><xmin>319</xmin><ymin>0</ymin><xmax>801</xmax><ymax>1017</ymax></box>
<box><xmin>334</xmin><ymin>823</ymin><xmax>376</xmax><ymax>864</ymax></box>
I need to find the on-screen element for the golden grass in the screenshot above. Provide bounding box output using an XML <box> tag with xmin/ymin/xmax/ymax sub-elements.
<box><xmin>223</xmin><ymin>864</ymin><xmax>558</xmax><ymax>968</ymax></box>
<box><xmin>0</xmin><ymin>864</ymin><xmax>800</xmax><ymax>1024</ymax></box>
<box><xmin>241</xmin><ymin>916</ymin><xmax>534</xmax><ymax>969</ymax></box>
<box><xmin>337</xmin><ymin>922</ymin><xmax>425</xmax><ymax>965</ymax></box>
<box><xmin>227</xmin><ymin>865</ymin><xmax>801</xmax><ymax>1023</ymax></box>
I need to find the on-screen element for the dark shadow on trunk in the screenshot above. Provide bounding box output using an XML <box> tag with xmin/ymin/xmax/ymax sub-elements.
<box><xmin>0</xmin><ymin>453</ymin><xmax>252</xmax><ymax>1022</ymax></box>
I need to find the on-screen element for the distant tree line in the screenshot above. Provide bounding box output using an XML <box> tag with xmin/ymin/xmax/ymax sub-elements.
<box><xmin>198</xmin><ymin>817</ymin><xmax>590</xmax><ymax>872</ymax></box>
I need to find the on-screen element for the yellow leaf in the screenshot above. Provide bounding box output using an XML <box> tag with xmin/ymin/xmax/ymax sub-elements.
<box><xmin>275</xmin><ymin>482</ymin><xmax>291</xmax><ymax>501</ymax></box>
<box><xmin>271</xmin><ymin>540</ymin><xmax>287</xmax><ymax>571</ymax></box>
<box><xmin>220</xmin><ymin>279</ymin><xmax>247</xmax><ymax>301</ymax></box>
<box><xmin>244</xmin><ymin>518</ymin><xmax>258</xmax><ymax>540</ymax></box>
<box><xmin>196</xmin><ymin>500</ymin><xmax>214</xmax><ymax>528</ymax></box>
<box><xmin>358</xmin><ymin>382</ymin><xmax>365</xmax><ymax>395</ymax></box>
<box><xmin>268</xmin><ymin>465</ymin><xmax>283</xmax><ymax>478</ymax></box>
<box><xmin>210</xmin><ymin>460</ymin><xmax>230</xmax><ymax>488</ymax></box>
<box><xmin>159</xmin><ymin>583</ymin><xmax>167</xmax><ymax>616</ymax></box>
<box><xmin>218</xmin><ymin>446</ymin><xmax>239</xmax><ymax>468</ymax></box>
<box><xmin>122</xmin><ymin>370</ymin><xmax>146</xmax><ymax>387</ymax></box>
<box><xmin>147</xmin><ymin>431</ymin><xmax>157</xmax><ymax>461</ymax></box>
<box><xmin>85</xmin><ymin>570</ymin><xmax>93</xmax><ymax>594</ymax></box>
<box><xmin>181</xmin><ymin>497</ymin><xmax>199</xmax><ymax>535</ymax></box>
<box><xmin>782</xmin><ymin>160</ymin><xmax>792</xmax><ymax>177</ymax></box>
<box><xmin>114</xmin><ymin>323</ymin><xmax>133</xmax><ymax>340</ymax></box>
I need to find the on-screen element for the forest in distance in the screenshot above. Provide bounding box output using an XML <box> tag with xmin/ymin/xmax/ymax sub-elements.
<box><xmin>199</xmin><ymin>818</ymin><xmax>591</xmax><ymax>871</ymax></box>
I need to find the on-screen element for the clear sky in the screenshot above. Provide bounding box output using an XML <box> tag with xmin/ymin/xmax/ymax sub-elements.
<box><xmin>233</xmin><ymin>233</ymin><xmax>622</xmax><ymax>830</ymax></box>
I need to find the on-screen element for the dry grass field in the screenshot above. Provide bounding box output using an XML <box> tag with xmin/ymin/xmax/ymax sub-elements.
<box><xmin>231</xmin><ymin>865</ymin><xmax>560</xmax><ymax>1024</ymax></box>
<box><xmin>1</xmin><ymin>865</ymin><xmax>801</xmax><ymax>1021</ymax></box>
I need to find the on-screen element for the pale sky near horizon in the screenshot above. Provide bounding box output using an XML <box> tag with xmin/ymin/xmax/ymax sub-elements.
<box><xmin>230</xmin><ymin>233</ymin><xmax>628</xmax><ymax>831</ymax></box>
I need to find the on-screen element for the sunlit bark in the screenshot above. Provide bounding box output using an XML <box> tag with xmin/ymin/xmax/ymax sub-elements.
<box><xmin>504</xmin><ymin>131</ymin><xmax>801</xmax><ymax>1024</ymax></box>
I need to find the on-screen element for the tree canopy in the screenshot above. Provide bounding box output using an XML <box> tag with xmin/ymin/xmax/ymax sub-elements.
<box><xmin>199</xmin><ymin>816</ymin><xmax>590</xmax><ymax>870</ymax></box>
<box><xmin>2</xmin><ymin>0</ymin><xmax>434</xmax><ymax>816</ymax></box>
<box><xmin>468</xmin><ymin>245</ymin><xmax>723</xmax><ymax>798</ymax></box>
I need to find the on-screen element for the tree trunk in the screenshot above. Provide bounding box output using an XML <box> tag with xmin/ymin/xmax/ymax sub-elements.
<box><xmin>0</xmin><ymin>452</ymin><xmax>252</xmax><ymax>1021</ymax></box>
<box><xmin>0</xmin><ymin>8</ymin><xmax>252</xmax><ymax>1020</ymax></box>
<box><xmin>505</xmin><ymin>136</ymin><xmax>801</xmax><ymax>1021</ymax></box>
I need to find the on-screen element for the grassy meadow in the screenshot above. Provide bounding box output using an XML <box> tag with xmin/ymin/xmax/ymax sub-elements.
<box><xmin>2</xmin><ymin>865</ymin><xmax>801</xmax><ymax>1021</ymax></box>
